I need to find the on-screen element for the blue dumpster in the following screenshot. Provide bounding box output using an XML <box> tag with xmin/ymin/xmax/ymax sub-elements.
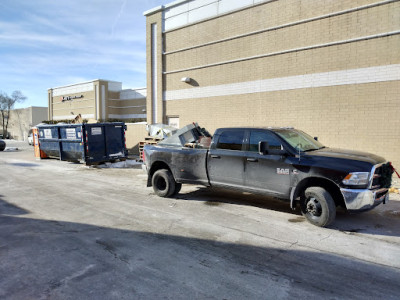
<box><xmin>37</xmin><ymin>125</ymin><xmax>61</xmax><ymax>158</ymax></box>
<box><xmin>37</xmin><ymin>122</ymin><xmax>127</xmax><ymax>165</ymax></box>
<box><xmin>59</xmin><ymin>124</ymin><xmax>85</xmax><ymax>161</ymax></box>
<box><xmin>84</xmin><ymin>123</ymin><xmax>127</xmax><ymax>164</ymax></box>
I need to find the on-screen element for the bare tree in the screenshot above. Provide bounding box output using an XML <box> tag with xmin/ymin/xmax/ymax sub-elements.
<box><xmin>0</xmin><ymin>92</ymin><xmax>8</xmax><ymax>138</ymax></box>
<box><xmin>0</xmin><ymin>90</ymin><xmax>27</xmax><ymax>138</ymax></box>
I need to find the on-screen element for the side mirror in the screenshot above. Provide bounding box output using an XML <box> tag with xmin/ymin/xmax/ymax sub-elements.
<box><xmin>259</xmin><ymin>141</ymin><xmax>269</xmax><ymax>155</ymax></box>
<box><xmin>314</xmin><ymin>137</ymin><xmax>318</xmax><ymax>141</ymax></box>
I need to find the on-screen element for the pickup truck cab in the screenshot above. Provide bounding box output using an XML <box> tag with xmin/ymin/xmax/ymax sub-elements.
<box><xmin>143</xmin><ymin>124</ymin><xmax>393</xmax><ymax>227</ymax></box>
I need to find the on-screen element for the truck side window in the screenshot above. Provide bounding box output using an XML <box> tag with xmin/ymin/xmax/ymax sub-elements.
<box><xmin>216</xmin><ymin>130</ymin><xmax>245</xmax><ymax>151</ymax></box>
<box><xmin>249</xmin><ymin>131</ymin><xmax>282</xmax><ymax>152</ymax></box>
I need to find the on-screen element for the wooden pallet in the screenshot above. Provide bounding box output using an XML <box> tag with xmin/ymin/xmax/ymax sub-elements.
<box><xmin>144</xmin><ymin>137</ymin><xmax>162</xmax><ymax>142</ymax></box>
<box><xmin>139</xmin><ymin>138</ymin><xmax>160</xmax><ymax>161</ymax></box>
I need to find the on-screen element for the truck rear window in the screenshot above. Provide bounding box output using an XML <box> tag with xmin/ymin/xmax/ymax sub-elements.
<box><xmin>216</xmin><ymin>130</ymin><xmax>245</xmax><ymax>151</ymax></box>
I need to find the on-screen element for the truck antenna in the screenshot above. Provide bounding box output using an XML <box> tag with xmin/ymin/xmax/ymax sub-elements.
<box><xmin>298</xmin><ymin>134</ymin><xmax>301</xmax><ymax>161</ymax></box>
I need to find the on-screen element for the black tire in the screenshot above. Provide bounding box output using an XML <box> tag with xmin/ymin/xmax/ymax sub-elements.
<box><xmin>300</xmin><ymin>187</ymin><xmax>336</xmax><ymax>227</ymax></box>
<box><xmin>152</xmin><ymin>169</ymin><xmax>176</xmax><ymax>197</ymax></box>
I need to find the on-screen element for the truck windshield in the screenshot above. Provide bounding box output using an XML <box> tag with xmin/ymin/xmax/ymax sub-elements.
<box><xmin>274</xmin><ymin>129</ymin><xmax>325</xmax><ymax>152</ymax></box>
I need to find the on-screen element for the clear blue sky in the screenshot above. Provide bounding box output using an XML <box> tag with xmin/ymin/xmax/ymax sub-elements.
<box><xmin>0</xmin><ymin>0</ymin><xmax>166</xmax><ymax>109</ymax></box>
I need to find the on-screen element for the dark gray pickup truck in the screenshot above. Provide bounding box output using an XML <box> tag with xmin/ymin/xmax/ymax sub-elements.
<box><xmin>143</xmin><ymin>124</ymin><xmax>393</xmax><ymax>227</ymax></box>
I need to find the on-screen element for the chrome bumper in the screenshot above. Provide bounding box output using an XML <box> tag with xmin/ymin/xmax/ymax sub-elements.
<box><xmin>340</xmin><ymin>188</ymin><xmax>389</xmax><ymax>211</ymax></box>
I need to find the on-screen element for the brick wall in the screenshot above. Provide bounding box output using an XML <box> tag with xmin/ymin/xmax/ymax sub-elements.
<box><xmin>146</xmin><ymin>0</ymin><xmax>400</xmax><ymax>167</ymax></box>
<box><xmin>125</xmin><ymin>123</ymin><xmax>148</xmax><ymax>155</ymax></box>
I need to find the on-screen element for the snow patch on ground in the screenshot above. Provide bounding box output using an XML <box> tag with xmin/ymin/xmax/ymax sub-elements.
<box><xmin>90</xmin><ymin>159</ymin><xmax>142</xmax><ymax>169</ymax></box>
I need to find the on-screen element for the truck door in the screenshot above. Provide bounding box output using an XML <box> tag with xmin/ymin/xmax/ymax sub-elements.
<box><xmin>207</xmin><ymin>129</ymin><xmax>246</xmax><ymax>189</ymax></box>
<box><xmin>244</xmin><ymin>130</ymin><xmax>291</xmax><ymax>197</ymax></box>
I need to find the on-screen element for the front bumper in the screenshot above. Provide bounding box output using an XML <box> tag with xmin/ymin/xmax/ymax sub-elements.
<box><xmin>340</xmin><ymin>188</ymin><xmax>389</xmax><ymax>212</ymax></box>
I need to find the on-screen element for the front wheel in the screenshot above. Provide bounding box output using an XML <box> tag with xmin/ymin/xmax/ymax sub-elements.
<box><xmin>152</xmin><ymin>169</ymin><xmax>177</xmax><ymax>198</ymax></box>
<box><xmin>300</xmin><ymin>187</ymin><xmax>336</xmax><ymax>227</ymax></box>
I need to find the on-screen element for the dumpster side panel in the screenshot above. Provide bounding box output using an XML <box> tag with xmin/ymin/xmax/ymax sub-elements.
<box><xmin>39</xmin><ymin>141</ymin><xmax>60</xmax><ymax>158</ymax></box>
<box><xmin>105</xmin><ymin>124</ymin><xmax>126</xmax><ymax>158</ymax></box>
<box><xmin>38</xmin><ymin>126</ymin><xmax>60</xmax><ymax>158</ymax></box>
<box><xmin>85</xmin><ymin>125</ymin><xmax>107</xmax><ymax>163</ymax></box>
<box><xmin>84</xmin><ymin>123</ymin><xmax>127</xmax><ymax>164</ymax></box>
<box><xmin>59</xmin><ymin>125</ymin><xmax>85</xmax><ymax>162</ymax></box>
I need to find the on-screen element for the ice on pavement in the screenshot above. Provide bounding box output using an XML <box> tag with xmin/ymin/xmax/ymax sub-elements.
<box><xmin>90</xmin><ymin>159</ymin><xmax>142</xmax><ymax>168</ymax></box>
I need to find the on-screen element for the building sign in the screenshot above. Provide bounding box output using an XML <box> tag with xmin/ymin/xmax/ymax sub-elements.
<box><xmin>61</xmin><ymin>95</ymin><xmax>84</xmax><ymax>102</ymax></box>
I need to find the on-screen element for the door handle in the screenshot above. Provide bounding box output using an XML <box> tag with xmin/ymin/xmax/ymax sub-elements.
<box><xmin>210</xmin><ymin>155</ymin><xmax>221</xmax><ymax>159</ymax></box>
<box><xmin>247</xmin><ymin>158</ymin><xmax>258</xmax><ymax>162</ymax></box>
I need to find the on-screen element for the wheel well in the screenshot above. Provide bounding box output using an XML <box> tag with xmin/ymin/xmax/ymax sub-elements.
<box><xmin>148</xmin><ymin>161</ymin><xmax>172</xmax><ymax>187</ymax></box>
<box><xmin>293</xmin><ymin>177</ymin><xmax>345</xmax><ymax>208</ymax></box>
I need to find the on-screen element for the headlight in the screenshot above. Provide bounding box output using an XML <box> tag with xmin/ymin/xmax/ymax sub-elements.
<box><xmin>342</xmin><ymin>172</ymin><xmax>370</xmax><ymax>186</ymax></box>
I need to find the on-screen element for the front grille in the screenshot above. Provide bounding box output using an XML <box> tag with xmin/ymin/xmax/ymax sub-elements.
<box><xmin>371</xmin><ymin>162</ymin><xmax>393</xmax><ymax>189</ymax></box>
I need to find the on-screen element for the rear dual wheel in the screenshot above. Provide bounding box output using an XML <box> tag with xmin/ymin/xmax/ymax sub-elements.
<box><xmin>152</xmin><ymin>169</ymin><xmax>181</xmax><ymax>197</ymax></box>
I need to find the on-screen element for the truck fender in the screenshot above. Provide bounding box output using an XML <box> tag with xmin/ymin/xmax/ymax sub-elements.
<box><xmin>147</xmin><ymin>161</ymin><xmax>174</xmax><ymax>187</ymax></box>
<box><xmin>289</xmin><ymin>176</ymin><xmax>344</xmax><ymax>209</ymax></box>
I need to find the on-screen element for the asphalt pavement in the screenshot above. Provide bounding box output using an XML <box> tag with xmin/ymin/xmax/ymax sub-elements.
<box><xmin>1</xmin><ymin>140</ymin><xmax>400</xmax><ymax>299</ymax></box>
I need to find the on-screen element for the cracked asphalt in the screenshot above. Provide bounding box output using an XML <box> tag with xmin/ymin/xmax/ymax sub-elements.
<box><xmin>1</xmin><ymin>140</ymin><xmax>400</xmax><ymax>299</ymax></box>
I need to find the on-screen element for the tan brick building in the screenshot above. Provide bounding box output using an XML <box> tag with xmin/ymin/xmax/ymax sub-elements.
<box><xmin>6</xmin><ymin>106</ymin><xmax>48</xmax><ymax>141</ymax></box>
<box><xmin>48</xmin><ymin>79</ymin><xmax>146</xmax><ymax>123</ymax></box>
<box><xmin>145</xmin><ymin>0</ymin><xmax>400</xmax><ymax>167</ymax></box>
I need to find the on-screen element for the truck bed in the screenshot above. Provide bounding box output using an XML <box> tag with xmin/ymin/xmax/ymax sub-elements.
<box><xmin>145</xmin><ymin>145</ymin><xmax>210</xmax><ymax>186</ymax></box>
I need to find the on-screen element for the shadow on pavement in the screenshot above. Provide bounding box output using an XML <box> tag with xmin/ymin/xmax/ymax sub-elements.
<box><xmin>1</xmin><ymin>196</ymin><xmax>399</xmax><ymax>300</ymax></box>
<box><xmin>176</xmin><ymin>187</ymin><xmax>297</xmax><ymax>213</ymax></box>
<box><xmin>7</xmin><ymin>162</ymin><xmax>41</xmax><ymax>168</ymax></box>
<box><xmin>175</xmin><ymin>187</ymin><xmax>400</xmax><ymax>238</ymax></box>
<box><xmin>0</xmin><ymin>194</ymin><xmax>30</xmax><ymax>215</ymax></box>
